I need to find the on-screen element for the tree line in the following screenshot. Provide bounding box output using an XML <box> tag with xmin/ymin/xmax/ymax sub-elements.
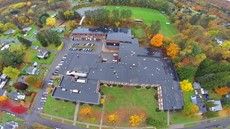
<box><xmin>84</xmin><ymin>8</ymin><xmax>132</xmax><ymax>26</ymax></box>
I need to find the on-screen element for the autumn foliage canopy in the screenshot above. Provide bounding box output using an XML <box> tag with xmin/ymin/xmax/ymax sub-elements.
<box><xmin>167</xmin><ymin>43</ymin><xmax>180</xmax><ymax>58</ymax></box>
<box><xmin>214</xmin><ymin>86</ymin><xmax>230</xmax><ymax>95</ymax></box>
<box><xmin>150</xmin><ymin>34</ymin><xmax>163</xmax><ymax>47</ymax></box>
<box><xmin>108</xmin><ymin>113</ymin><xmax>119</xmax><ymax>124</ymax></box>
<box><xmin>79</xmin><ymin>106</ymin><xmax>92</xmax><ymax>116</ymax></box>
<box><xmin>180</xmin><ymin>80</ymin><xmax>193</xmax><ymax>92</ymax></box>
<box><xmin>129</xmin><ymin>114</ymin><xmax>145</xmax><ymax>126</ymax></box>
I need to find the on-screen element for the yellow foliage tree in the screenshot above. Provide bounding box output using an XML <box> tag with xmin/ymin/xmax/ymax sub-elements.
<box><xmin>0</xmin><ymin>96</ymin><xmax>8</xmax><ymax>102</ymax></box>
<box><xmin>46</xmin><ymin>17</ymin><xmax>56</xmax><ymax>27</ymax></box>
<box><xmin>150</xmin><ymin>34</ymin><xmax>163</xmax><ymax>47</ymax></box>
<box><xmin>214</xmin><ymin>86</ymin><xmax>230</xmax><ymax>95</ymax></box>
<box><xmin>100</xmin><ymin>98</ymin><xmax>105</xmax><ymax>105</ymax></box>
<box><xmin>79</xmin><ymin>106</ymin><xmax>92</xmax><ymax>116</ymax></box>
<box><xmin>180</xmin><ymin>80</ymin><xmax>193</xmax><ymax>92</ymax></box>
<box><xmin>46</xmin><ymin>87</ymin><xmax>53</xmax><ymax>94</ymax></box>
<box><xmin>20</xmin><ymin>100</ymin><xmax>25</xmax><ymax>106</ymax></box>
<box><xmin>166</xmin><ymin>43</ymin><xmax>180</xmax><ymax>58</ymax></box>
<box><xmin>129</xmin><ymin>114</ymin><xmax>144</xmax><ymax>127</ymax></box>
<box><xmin>64</xmin><ymin>10</ymin><xmax>74</xmax><ymax>19</ymax></box>
<box><xmin>108</xmin><ymin>113</ymin><xmax>118</xmax><ymax>124</ymax></box>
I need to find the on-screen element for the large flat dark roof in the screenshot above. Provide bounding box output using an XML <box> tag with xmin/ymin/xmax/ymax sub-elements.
<box><xmin>52</xmin><ymin>27</ymin><xmax>184</xmax><ymax>110</ymax></box>
<box><xmin>52</xmin><ymin>77</ymin><xmax>100</xmax><ymax>104</ymax></box>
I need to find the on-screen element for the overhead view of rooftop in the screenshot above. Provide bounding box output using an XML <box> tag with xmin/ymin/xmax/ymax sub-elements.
<box><xmin>0</xmin><ymin>0</ymin><xmax>230</xmax><ymax>129</ymax></box>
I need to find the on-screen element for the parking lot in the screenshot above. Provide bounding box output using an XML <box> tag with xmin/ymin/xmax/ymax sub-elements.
<box><xmin>68</xmin><ymin>40</ymin><xmax>103</xmax><ymax>54</ymax></box>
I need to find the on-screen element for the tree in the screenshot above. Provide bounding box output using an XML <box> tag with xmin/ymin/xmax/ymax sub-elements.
<box><xmin>13</xmin><ymin>82</ymin><xmax>28</xmax><ymax>91</ymax></box>
<box><xmin>46</xmin><ymin>17</ymin><xmax>56</xmax><ymax>27</ymax></box>
<box><xmin>3</xmin><ymin>66</ymin><xmax>20</xmax><ymax>79</ymax></box>
<box><xmin>108</xmin><ymin>113</ymin><xmax>118</xmax><ymax>124</ymax></box>
<box><xmin>146</xmin><ymin>117</ymin><xmax>166</xmax><ymax>128</ymax></box>
<box><xmin>150</xmin><ymin>34</ymin><xmax>163</xmax><ymax>47</ymax></box>
<box><xmin>182</xmin><ymin>102</ymin><xmax>199</xmax><ymax>117</ymax></box>
<box><xmin>46</xmin><ymin>87</ymin><xmax>53</xmax><ymax>93</ymax></box>
<box><xmin>0</xmin><ymin>49</ymin><xmax>23</xmax><ymax>67</ymax></box>
<box><xmin>205</xmin><ymin>101</ymin><xmax>217</xmax><ymax>108</ymax></box>
<box><xmin>180</xmin><ymin>80</ymin><xmax>193</xmax><ymax>92</ymax></box>
<box><xmin>79</xmin><ymin>106</ymin><xmax>92</xmax><ymax>116</ymax></box>
<box><xmin>176</xmin><ymin>66</ymin><xmax>197</xmax><ymax>81</ymax></box>
<box><xmin>36</xmin><ymin>32</ymin><xmax>48</xmax><ymax>47</ymax></box>
<box><xmin>17</xmin><ymin>36</ymin><xmax>32</xmax><ymax>48</ymax></box>
<box><xmin>24</xmin><ymin>75</ymin><xmax>42</xmax><ymax>88</ymax></box>
<box><xmin>129</xmin><ymin>114</ymin><xmax>144</xmax><ymax>127</ymax></box>
<box><xmin>150</xmin><ymin>21</ymin><xmax>161</xmax><ymax>35</ymax></box>
<box><xmin>0</xmin><ymin>96</ymin><xmax>8</xmax><ymax>102</ymax></box>
<box><xmin>100</xmin><ymin>98</ymin><xmax>105</xmax><ymax>105</ymax></box>
<box><xmin>214</xmin><ymin>86</ymin><xmax>230</xmax><ymax>95</ymax></box>
<box><xmin>64</xmin><ymin>10</ymin><xmax>74</xmax><ymax>20</ymax></box>
<box><xmin>167</xmin><ymin>43</ymin><xmax>180</xmax><ymax>58</ymax></box>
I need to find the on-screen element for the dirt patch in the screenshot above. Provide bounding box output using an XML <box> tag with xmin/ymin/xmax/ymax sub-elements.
<box><xmin>103</xmin><ymin>107</ymin><xmax>146</xmax><ymax>126</ymax></box>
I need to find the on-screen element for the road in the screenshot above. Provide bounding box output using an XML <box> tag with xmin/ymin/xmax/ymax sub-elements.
<box><xmin>24</xmin><ymin>38</ymin><xmax>84</xmax><ymax>129</ymax></box>
<box><xmin>184</xmin><ymin>118</ymin><xmax>230</xmax><ymax>129</ymax></box>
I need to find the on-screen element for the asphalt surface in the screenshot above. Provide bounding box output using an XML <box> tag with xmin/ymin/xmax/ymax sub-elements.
<box><xmin>184</xmin><ymin>118</ymin><xmax>230</xmax><ymax>129</ymax></box>
<box><xmin>24</xmin><ymin>38</ymin><xmax>84</xmax><ymax>129</ymax></box>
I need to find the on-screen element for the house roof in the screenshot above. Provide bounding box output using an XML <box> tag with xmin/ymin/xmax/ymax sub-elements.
<box><xmin>37</xmin><ymin>49</ymin><xmax>48</xmax><ymax>58</ymax></box>
<box><xmin>191</xmin><ymin>95</ymin><xmax>207</xmax><ymax>113</ymax></box>
<box><xmin>209</xmin><ymin>100</ymin><xmax>223</xmax><ymax>111</ymax></box>
<box><xmin>22</xmin><ymin>27</ymin><xmax>32</xmax><ymax>32</ymax></box>
<box><xmin>0</xmin><ymin>89</ymin><xmax>6</xmax><ymax>96</ymax></box>
<box><xmin>8</xmin><ymin>92</ymin><xmax>25</xmax><ymax>100</ymax></box>
<box><xmin>26</xmin><ymin>67</ymin><xmax>38</xmax><ymax>75</ymax></box>
<box><xmin>193</xmin><ymin>82</ymin><xmax>201</xmax><ymax>89</ymax></box>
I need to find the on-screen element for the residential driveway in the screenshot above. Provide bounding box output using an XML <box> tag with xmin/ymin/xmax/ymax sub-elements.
<box><xmin>24</xmin><ymin>38</ymin><xmax>85</xmax><ymax>129</ymax></box>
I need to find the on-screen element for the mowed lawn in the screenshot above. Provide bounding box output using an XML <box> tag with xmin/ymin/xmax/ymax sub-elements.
<box><xmin>101</xmin><ymin>86</ymin><xmax>167</xmax><ymax>125</ymax></box>
<box><xmin>23</xmin><ymin>49</ymin><xmax>56</xmax><ymax>64</ymax></box>
<box><xmin>106</xmin><ymin>6</ymin><xmax>178</xmax><ymax>37</ymax></box>
<box><xmin>170</xmin><ymin>91</ymin><xmax>202</xmax><ymax>124</ymax></box>
<box><xmin>43</xmin><ymin>95</ymin><xmax>75</xmax><ymax>119</ymax></box>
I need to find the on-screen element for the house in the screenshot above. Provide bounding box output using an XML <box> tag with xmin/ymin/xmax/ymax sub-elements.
<box><xmin>37</xmin><ymin>49</ymin><xmax>49</xmax><ymax>59</ymax></box>
<box><xmin>209</xmin><ymin>100</ymin><xmax>223</xmax><ymax>112</ymax></box>
<box><xmin>26</xmin><ymin>67</ymin><xmax>39</xmax><ymax>75</ymax></box>
<box><xmin>191</xmin><ymin>95</ymin><xmax>207</xmax><ymax>113</ymax></box>
<box><xmin>193</xmin><ymin>82</ymin><xmax>201</xmax><ymax>90</ymax></box>
<box><xmin>0</xmin><ymin>74</ymin><xmax>8</xmax><ymax>89</ymax></box>
<box><xmin>8</xmin><ymin>92</ymin><xmax>25</xmax><ymax>101</ymax></box>
<box><xmin>2</xmin><ymin>121</ymin><xmax>18</xmax><ymax>129</ymax></box>
<box><xmin>0</xmin><ymin>89</ymin><xmax>7</xmax><ymax>96</ymax></box>
<box><xmin>51</xmin><ymin>27</ymin><xmax>66</xmax><ymax>33</ymax></box>
<box><xmin>5</xmin><ymin>29</ymin><xmax>15</xmax><ymax>35</ymax></box>
<box><xmin>22</xmin><ymin>27</ymin><xmax>32</xmax><ymax>32</ymax></box>
<box><xmin>25</xmin><ymin>62</ymin><xmax>39</xmax><ymax>75</ymax></box>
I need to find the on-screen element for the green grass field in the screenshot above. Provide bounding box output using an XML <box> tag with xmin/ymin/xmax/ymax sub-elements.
<box><xmin>106</xmin><ymin>6</ymin><xmax>177</xmax><ymax>37</ymax></box>
<box><xmin>101</xmin><ymin>86</ymin><xmax>167</xmax><ymax>126</ymax></box>
<box><xmin>43</xmin><ymin>95</ymin><xmax>75</xmax><ymax>119</ymax></box>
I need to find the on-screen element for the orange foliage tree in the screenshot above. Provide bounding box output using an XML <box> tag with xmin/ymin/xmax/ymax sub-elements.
<box><xmin>79</xmin><ymin>106</ymin><xmax>92</xmax><ymax>116</ymax></box>
<box><xmin>129</xmin><ymin>114</ymin><xmax>145</xmax><ymax>126</ymax></box>
<box><xmin>108</xmin><ymin>113</ymin><xmax>119</xmax><ymax>124</ymax></box>
<box><xmin>214</xmin><ymin>86</ymin><xmax>230</xmax><ymax>95</ymax></box>
<box><xmin>166</xmin><ymin>43</ymin><xmax>180</xmax><ymax>58</ymax></box>
<box><xmin>193</xmin><ymin>6</ymin><xmax>201</xmax><ymax>11</ymax></box>
<box><xmin>150</xmin><ymin>34</ymin><xmax>163</xmax><ymax>47</ymax></box>
<box><xmin>25</xmin><ymin>75</ymin><xmax>42</xmax><ymax>88</ymax></box>
<box><xmin>0</xmin><ymin>96</ymin><xmax>8</xmax><ymax>102</ymax></box>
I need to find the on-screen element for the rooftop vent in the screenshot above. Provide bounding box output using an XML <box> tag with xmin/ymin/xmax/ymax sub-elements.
<box><xmin>61</xmin><ymin>88</ymin><xmax>67</xmax><ymax>91</ymax></box>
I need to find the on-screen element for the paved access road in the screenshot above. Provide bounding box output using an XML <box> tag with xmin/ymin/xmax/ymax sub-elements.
<box><xmin>24</xmin><ymin>38</ymin><xmax>85</xmax><ymax>129</ymax></box>
<box><xmin>185</xmin><ymin>118</ymin><xmax>230</xmax><ymax>129</ymax></box>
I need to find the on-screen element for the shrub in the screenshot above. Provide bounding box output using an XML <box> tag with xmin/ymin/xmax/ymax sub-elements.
<box><xmin>146</xmin><ymin>86</ymin><xmax>151</xmax><ymax>89</ymax></box>
<box><xmin>135</xmin><ymin>86</ymin><xmax>141</xmax><ymax>89</ymax></box>
<box><xmin>118</xmin><ymin>85</ymin><xmax>123</xmax><ymax>88</ymax></box>
<box><xmin>112</xmin><ymin>84</ymin><xmax>117</xmax><ymax>87</ymax></box>
<box><xmin>146</xmin><ymin>117</ymin><xmax>166</xmax><ymax>128</ymax></box>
